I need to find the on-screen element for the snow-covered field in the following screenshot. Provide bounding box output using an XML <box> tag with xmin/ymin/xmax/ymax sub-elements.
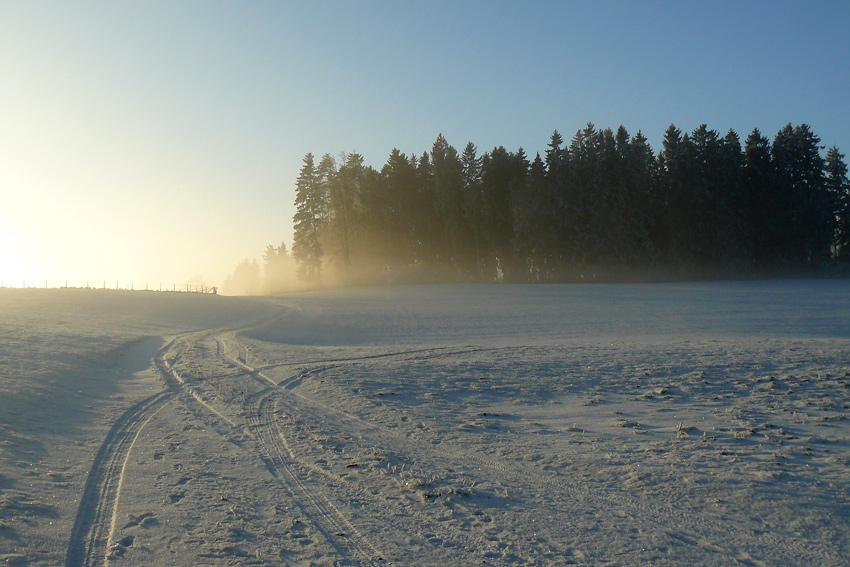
<box><xmin>2</xmin><ymin>282</ymin><xmax>849</xmax><ymax>566</ymax></box>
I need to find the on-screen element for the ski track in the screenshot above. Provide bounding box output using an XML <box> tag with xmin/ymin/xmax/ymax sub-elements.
<box><xmin>249</xmin><ymin>390</ymin><xmax>386</xmax><ymax>565</ymax></box>
<box><xmin>217</xmin><ymin>330</ymin><xmax>847</xmax><ymax>567</ymax></box>
<box><xmin>217</xmin><ymin>334</ymin><xmax>388</xmax><ymax>565</ymax></box>
<box><xmin>64</xmin><ymin>331</ymin><xmax>237</xmax><ymax>567</ymax></box>
<box><xmin>64</xmin><ymin>389</ymin><xmax>175</xmax><ymax>567</ymax></box>
<box><xmin>65</xmin><ymin>314</ymin><xmax>848</xmax><ymax>567</ymax></box>
<box><xmin>66</xmin><ymin>315</ymin><xmax>392</xmax><ymax>567</ymax></box>
<box><xmin>218</xmin><ymin>335</ymin><xmax>507</xmax><ymax>565</ymax></box>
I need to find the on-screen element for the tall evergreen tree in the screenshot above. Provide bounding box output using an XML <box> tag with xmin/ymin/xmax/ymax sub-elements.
<box><xmin>772</xmin><ymin>124</ymin><xmax>829</xmax><ymax>267</ymax></box>
<box><xmin>415</xmin><ymin>151</ymin><xmax>437</xmax><ymax>265</ymax></box>
<box><xmin>329</xmin><ymin>152</ymin><xmax>365</xmax><ymax>270</ymax></box>
<box><xmin>825</xmin><ymin>146</ymin><xmax>850</xmax><ymax>261</ymax></box>
<box><xmin>512</xmin><ymin>153</ymin><xmax>551</xmax><ymax>280</ymax></box>
<box><xmin>626</xmin><ymin>130</ymin><xmax>659</xmax><ymax>265</ymax></box>
<box><xmin>292</xmin><ymin>153</ymin><xmax>325</xmax><ymax>283</ymax></box>
<box><xmin>480</xmin><ymin>146</ymin><xmax>527</xmax><ymax>280</ymax></box>
<box><xmin>743</xmin><ymin>128</ymin><xmax>775</xmax><ymax>268</ymax></box>
<box><xmin>567</xmin><ymin>124</ymin><xmax>597</xmax><ymax>265</ymax></box>
<box><xmin>461</xmin><ymin>141</ymin><xmax>485</xmax><ymax>275</ymax></box>
<box><xmin>379</xmin><ymin>148</ymin><xmax>419</xmax><ymax>268</ymax></box>
<box><xmin>263</xmin><ymin>242</ymin><xmax>294</xmax><ymax>294</ymax></box>
<box><xmin>659</xmin><ymin>124</ymin><xmax>701</xmax><ymax>266</ymax></box>
<box><xmin>430</xmin><ymin>134</ymin><xmax>465</xmax><ymax>269</ymax></box>
<box><xmin>717</xmin><ymin>129</ymin><xmax>746</xmax><ymax>265</ymax></box>
<box><xmin>544</xmin><ymin>130</ymin><xmax>573</xmax><ymax>274</ymax></box>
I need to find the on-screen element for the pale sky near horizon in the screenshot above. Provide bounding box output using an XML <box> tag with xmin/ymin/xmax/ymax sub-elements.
<box><xmin>1</xmin><ymin>1</ymin><xmax>848</xmax><ymax>288</ymax></box>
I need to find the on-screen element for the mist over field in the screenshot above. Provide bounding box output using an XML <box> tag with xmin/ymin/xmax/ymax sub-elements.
<box><xmin>215</xmin><ymin>120</ymin><xmax>850</xmax><ymax>297</ymax></box>
<box><xmin>2</xmin><ymin>281</ymin><xmax>849</xmax><ymax>566</ymax></box>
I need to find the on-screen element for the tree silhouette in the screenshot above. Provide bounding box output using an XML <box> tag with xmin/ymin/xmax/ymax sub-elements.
<box><xmin>285</xmin><ymin>122</ymin><xmax>846</xmax><ymax>288</ymax></box>
<box><xmin>292</xmin><ymin>153</ymin><xmax>325</xmax><ymax>283</ymax></box>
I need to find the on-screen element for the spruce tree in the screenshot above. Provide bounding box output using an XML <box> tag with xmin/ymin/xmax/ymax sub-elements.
<box><xmin>772</xmin><ymin>124</ymin><xmax>829</xmax><ymax>267</ymax></box>
<box><xmin>628</xmin><ymin>130</ymin><xmax>660</xmax><ymax>266</ymax></box>
<box><xmin>380</xmin><ymin>148</ymin><xmax>419</xmax><ymax>268</ymax></box>
<box><xmin>825</xmin><ymin>146</ymin><xmax>850</xmax><ymax>261</ymax></box>
<box><xmin>292</xmin><ymin>153</ymin><xmax>325</xmax><ymax>283</ymax></box>
<box><xmin>461</xmin><ymin>142</ymin><xmax>484</xmax><ymax>275</ymax></box>
<box><xmin>430</xmin><ymin>134</ymin><xmax>465</xmax><ymax>268</ymax></box>
<box><xmin>329</xmin><ymin>153</ymin><xmax>368</xmax><ymax>271</ymax></box>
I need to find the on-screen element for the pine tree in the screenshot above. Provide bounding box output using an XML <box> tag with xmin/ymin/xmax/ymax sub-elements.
<box><xmin>262</xmin><ymin>242</ymin><xmax>294</xmax><ymax>294</ymax></box>
<box><xmin>772</xmin><ymin>124</ymin><xmax>829</xmax><ymax>267</ymax></box>
<box><xmin>292</xmin><ymin>153</ymin><xmax>325</xmax><ymax>283</ymax></box>
<box><xmin>717</xmin><ymin>129</ymin><xmax>746</xmax><ymax>265</ymax></box>
<box><xmin>512</xmin><ymin>153</ymin><xmax>550</xmax><ymax>280</ymax></box>
<box><xmin>626</xmin><ymin>130</ymin><xmax>659</xmax><ymax>265</ymax></box>
<box><xmin>659</xmin><ymin>124</ymin><xmax>697</xmax><ymax>266</ymax></box>
<box><xmin>430</xmin><ymin>134</ymin><xmax>465</xmax><ymax>269</ymax></box>
<box><xmin>327</xmin><ymin>153</ymin><xmax>365</xmax><ymax>271</ymax></box>
<box><xmin>480</xmin><ymin>146</ymin><xmax>527</xmax><ymax>280</ymax></box>
<box><xmin>415</xmin><ymin>151</ymin><xmax>437</xmax><ymax>266</ymax></box>
<box><xmin>461</xmin><ymin>142</ymin><xmax>484</xmax><ymax>275</ymax></box>
<box><xmin>825</xmin><ymin>146</ymin><xmax>850</xmax><ymax>261</ymax></box>
<box><xmin>544</xmin><ymin>130</ymin><xmax>573</xmax><ymax>274</ymax></box>
<box><xmin>743</xmin><ymin>128</ymin><xmax>774</xmax><ymax>269</ymax></box>
<box><xmin>223</xmin><ymin>258</ymin><xmax>262</xmax><ymax>295</ymax></box>
<box><xmin>380</xmin><ymin>148</ymin><xmax>419</xmax><ymax>268</ymax></box>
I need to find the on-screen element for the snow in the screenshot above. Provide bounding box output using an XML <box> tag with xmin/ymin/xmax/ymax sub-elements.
<box><xmin>2</xmin><ymin>282</ymin><xmax>849</xmax><ymax>566</ymax></box>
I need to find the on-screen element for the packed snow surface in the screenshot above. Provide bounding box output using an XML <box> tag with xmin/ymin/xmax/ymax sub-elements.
<box><xmin>1</xmin><ymin>281</ymin><xmax>849</xmax><ymax>566</ymax></box>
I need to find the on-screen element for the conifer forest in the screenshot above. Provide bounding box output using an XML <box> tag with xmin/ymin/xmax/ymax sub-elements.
<box><xmin>279</xmin><ymin>123</ymin><xmax>850</xmax><ymax>287</ymax></box>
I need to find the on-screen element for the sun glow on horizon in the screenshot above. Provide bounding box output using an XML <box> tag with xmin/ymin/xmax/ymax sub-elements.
<box><xmin>2</xmin><ymin>3</ymin><xmax>847</xmax><ymax>292</ymax></box>
<box><xmin>0</xmin><ymin>177</ymin><xmax>276</xmax><ymax>290</ymax></box>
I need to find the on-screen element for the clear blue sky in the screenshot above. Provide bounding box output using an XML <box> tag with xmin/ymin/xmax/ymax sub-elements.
<box><xmin>2</xmin><ymin>1</ymin><xmax>848</xmax><ymax>287</ymax></box>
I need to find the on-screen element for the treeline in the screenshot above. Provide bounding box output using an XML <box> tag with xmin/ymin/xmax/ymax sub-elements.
<box><xmin>222</xmin><ymin>243</ymin><xmax>294</xmax><ymax>295</ymax></box>
<box><xmin>286</xmin><ymin>123</ymin><xmax>850</xmax><ymax>286</ymax></box>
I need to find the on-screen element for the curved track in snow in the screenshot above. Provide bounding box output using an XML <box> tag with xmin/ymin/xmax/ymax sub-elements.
<box><xmin>65</xmin><ymin>308</ymin><xmax>849</xmax><ymax>567</ymax></box>
<box><xmin>64</xmin><ymin>338</ymin><xmax>182</xmax><ymax>567</ymax></box>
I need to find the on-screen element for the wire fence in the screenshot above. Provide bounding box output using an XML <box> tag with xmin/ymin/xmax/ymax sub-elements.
<box><xmin>0</xmin><ymin>280</ymin><xmax>217</xmax><ymax>294</ymax></box>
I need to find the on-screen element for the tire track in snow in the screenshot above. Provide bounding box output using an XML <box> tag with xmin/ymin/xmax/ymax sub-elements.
<box><xmin>214</xmin><ymin>334</ymin><xmax>388</xmax><ymax>565</ymax></box>
<box><xmin>252</xmin><ymin>345</ymin><xmax>492</xmax><ymax>372</ymax></box>
<box><xmin>246</xmin><ymin>364</ymin><xmax>553</xmax><ymax>564</ymax></box>
<box><xmin>64</xmin><ymin>390</ymin><xmax>175</xmax><ymax>567</ymax></box>
<box><xmin>247</xmin><ymin>390</ymin><xmax>386</xmax><ymax>566</ymax></box>
<box><xmin>218</xmin><ymin>334</ymin><xmax>529</xmax><ymax>564</ymax></box>
<box><xmin>234</xmin><ymin>341</ymin><xmax>846</xmax><ymax>567</ymax></box>
<box><xmin>263</xmin><ymin>390</ymin><xmax>517</xmax><ymax>565</ymax></box>
<box><xmin>204</xmin><ymin>327</ymin><xmax>844</xmax><ymax>566</ymax></box>
<box><xmin>85</xmin><ymin>328</ymin><xmax>389</xmax><ymax>565</ymax></box>
<box><xmin>65</xmin><ymin>331</ymin><xmax>239</xmax><ymax>567</ymax></box>
<box><xmin>64</xmin><ymin>314</ymin><xmax>289</xmax><ymax>567</ymax></box>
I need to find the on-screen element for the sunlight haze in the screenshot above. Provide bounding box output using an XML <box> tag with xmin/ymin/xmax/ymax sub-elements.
<box><xmin>1</xmin><ymin>1</ymin><xmax>848</xmax><ymax>287</ymax></box>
